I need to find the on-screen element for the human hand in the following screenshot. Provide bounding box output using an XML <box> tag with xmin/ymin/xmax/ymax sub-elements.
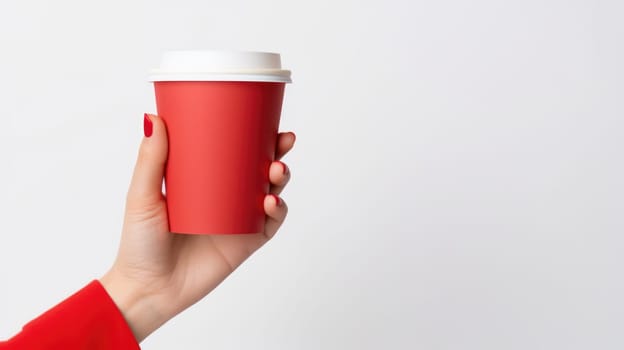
<box><xmin>100</xmin><ymin>114</ymin><xmax>295</xmax><ymax>342</ymax></box>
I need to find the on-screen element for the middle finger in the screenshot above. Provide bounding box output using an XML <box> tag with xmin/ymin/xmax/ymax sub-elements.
<box><xmin>268</xmin><ymin>160</ymin><xmax>291</xmax><ymax>195</ymax></box>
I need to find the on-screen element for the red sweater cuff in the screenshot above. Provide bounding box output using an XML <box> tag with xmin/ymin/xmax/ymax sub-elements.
<box><xmin>1</xmin><ymin>280</ymin><xmax>140</xmax><ymax>350</ymax></box>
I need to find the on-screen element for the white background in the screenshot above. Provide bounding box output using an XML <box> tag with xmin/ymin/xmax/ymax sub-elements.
<box><xmin>1</xmin><ymin>1</ymin><xmax>623</xmax><ymax>349</ymax></box>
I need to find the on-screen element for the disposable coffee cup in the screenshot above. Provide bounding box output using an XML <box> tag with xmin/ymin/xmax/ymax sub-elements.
<box><xmin>149</xmin><ymin>50</ymin><xmax>292</xmax><ymax>234</ymax></box>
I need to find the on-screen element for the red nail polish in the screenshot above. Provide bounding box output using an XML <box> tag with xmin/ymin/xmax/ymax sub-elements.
<box><xmin>144</xmin><ymin>113</ymin><xmax>153</xmax><ymax>137</ymax></box>
<box><xmin>271</xmin><ymin>194</ymin><xmax>281</xmax><ymax>206</ymax></box>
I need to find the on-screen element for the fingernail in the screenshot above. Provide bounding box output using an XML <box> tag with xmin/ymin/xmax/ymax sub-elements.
<box><xmin>290</xmin><ymin>132</ymin><xmax>296</xmax><ymax>143</ymax></box>
<box><xmin>280</xmin><ymin>161</ymin><xmax>289</xmax><ymax>175</ymax></box>
<box><xmin>271</xmin><ymin>194</ymin><xmax>281</xmax><ymax>207</ymax></box>
<box><xmin>144</xmin><ymin>113</ymin><xmax>153</xmax><ymax>138</ymax></box>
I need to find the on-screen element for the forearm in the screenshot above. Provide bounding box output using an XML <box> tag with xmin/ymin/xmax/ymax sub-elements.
<box><xmin>99</xmin><ymin>269</ymin><xmax>170</xmax><ymax>343</ymax></box>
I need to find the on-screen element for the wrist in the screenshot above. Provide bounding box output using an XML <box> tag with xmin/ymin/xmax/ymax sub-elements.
<box><xmin>99</xmin><ymin>268</ymin><xmax>169</xmax><ymax>343</ymax></box>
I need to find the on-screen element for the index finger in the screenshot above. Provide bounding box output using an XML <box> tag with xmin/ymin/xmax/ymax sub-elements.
<box><xmin>275</xmin><ymin>131</ymin><xmax>296</xmax><ymax>160</ymax></box>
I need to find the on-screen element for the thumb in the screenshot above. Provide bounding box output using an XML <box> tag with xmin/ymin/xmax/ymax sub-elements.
<box><xmin>127</xmin><ymin>113</ymin><xmax>168</xmax><ymax>201</ymax></box>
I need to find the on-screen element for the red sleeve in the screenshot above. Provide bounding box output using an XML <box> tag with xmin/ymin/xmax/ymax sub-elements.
<box><xmin>0</xmin><ymin>280</ymin><xmax>140</xmax><ymax>350</ymax></box>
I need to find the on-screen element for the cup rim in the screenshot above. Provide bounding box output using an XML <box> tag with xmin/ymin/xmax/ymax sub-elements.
<box><xmin>148</xmin><ymin>50</ymin><xmax>292</xmax><ymax>83</ymax></box>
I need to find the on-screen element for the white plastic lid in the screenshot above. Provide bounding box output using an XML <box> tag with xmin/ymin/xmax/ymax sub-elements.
<box><xmin>149</xmin><ymin>50</ymin><xmax>292</xmax><ymax>83</ymax></box>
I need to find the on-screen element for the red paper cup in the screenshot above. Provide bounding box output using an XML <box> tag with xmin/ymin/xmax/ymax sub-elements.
<box><xmin>149</xmin><ymin>51</ymin><xmax>292</xmax><ymax>234</ymax></box>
